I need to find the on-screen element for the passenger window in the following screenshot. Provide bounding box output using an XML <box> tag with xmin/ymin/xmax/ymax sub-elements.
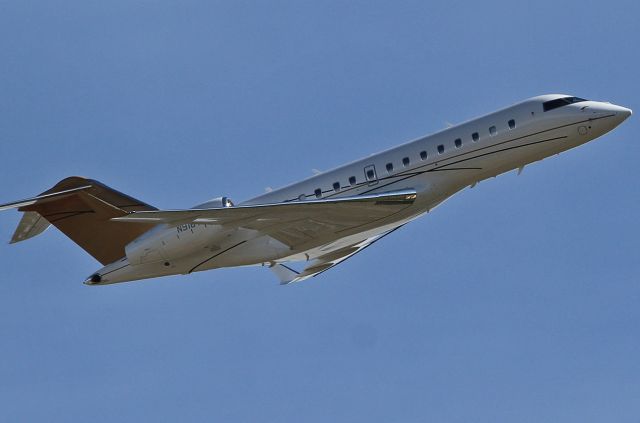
<box><xmin>455</xmin><ymin>138</ymin><xmax>462</xmax><ymax>148</ymax></box>
<box><xmin>386</xmin><ymin>163</ymin><xmax>394</xmax><ymax>172</ymax></box>
<box><xmin>402</xmin><ymin>157</ymin><xmax>410</xmax><ymax>167</ymax></box>
<box><xmin>508</xmin><ymin>119</ymin><xmax>516</xmax><ymax>129</ymax></box>
<box><xmin>314</xmin><ymin>188</ymin><xmax>322</xmax><ymax>198</ymax></box>
<box><xmin>333</xmin><ymin>182</ymin><xmax>340</xmax><ymax>192</ymax></box>
<box><xmin>420</xmin><ymin>150</ymin><xmax>428</xmax><ymax>160</ymax></box>
<box><xmin>472</xmin><ymin>132</ymin><xmax>479</xmax><ymax>142</ymax></box>
<box><xmin>489</xmin><ymin>126</ymin><xmax>497</xmax><ymax>136</ymax></box>
<box><xmin>349</xmin><ymin>176</ymin><xmax>356</xmax><ymax>185</ymax></box>
<box><xmin>366</xmin><ymin>169</ymin><xmax>375</xmax><ymax>179</ymax></box>
<box><xmin>437</xmin><ymin>144</ymin><xmax>444</xmax><ymax>154</ymax></box>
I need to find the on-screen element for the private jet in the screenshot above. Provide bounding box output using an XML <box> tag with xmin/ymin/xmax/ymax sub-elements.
<box><xmin>0</xmin><ymin>94</ymin><xmax>631</xmax><ymax>285</ymax></box>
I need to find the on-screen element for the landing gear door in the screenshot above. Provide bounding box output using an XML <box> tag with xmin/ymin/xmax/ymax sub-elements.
<box><xmin>364</xmin><ymin>165</ymin><xmax>378</xmax><ymax>186</ymax></box>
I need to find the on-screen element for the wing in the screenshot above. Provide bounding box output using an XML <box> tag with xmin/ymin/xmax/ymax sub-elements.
<box><xmin>270</xmin><ymin>225</ymin><xmax>405</xmax><ymax>284</ymax></box>
<box><xmin>112</xmin><ymin>189</ymin><xmax>417</xmax><ymax>250</ymax></box>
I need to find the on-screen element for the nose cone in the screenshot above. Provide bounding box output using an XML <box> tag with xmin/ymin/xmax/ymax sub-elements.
<box><xmin>585</xmin><ymin>101</ymin><xmax>632</xmax><ymax>136</ymax></box>
<box><xmin>83</xmin><ymin>273</ymin><xmax>102</xmax><ymax>285</ymax></box>
<box><xmin>609</xmin><ymin>104</ymin><xmax>632</xmax><ymax>123</ymax></box>
<box><xmin>596</xmin><ymin>103</ymin><xmax>632</xmax><ymax>127</ymax></box>
<box><xmin>621</xmin><ymin>106</ymin><xmax>632</xmax><ymax>119</ymax></box>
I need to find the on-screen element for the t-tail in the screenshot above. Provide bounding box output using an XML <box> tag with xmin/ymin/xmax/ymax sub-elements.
<box><xmin>0</xmin><ymin>176</ymin><xmax>156</xmax><ymax>265</ymax></box>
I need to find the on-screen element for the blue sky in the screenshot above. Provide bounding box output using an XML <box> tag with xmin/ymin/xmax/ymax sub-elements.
<box><xmin>0</xmin><ymin>1</ymin><xmax>638</xmax><ymax>421</ymax></box>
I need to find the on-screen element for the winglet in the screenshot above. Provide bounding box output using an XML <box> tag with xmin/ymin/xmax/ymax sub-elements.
<box><xmin>269</xmin><ymin>263</ymin><xmax>301</xmax><ymax>285</ymax></box>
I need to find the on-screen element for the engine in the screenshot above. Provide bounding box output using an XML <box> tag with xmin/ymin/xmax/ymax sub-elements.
<box><xmin>192</xmin><ymin>196</ymin><xmax>234</xmax><ymax>209</ymax></box>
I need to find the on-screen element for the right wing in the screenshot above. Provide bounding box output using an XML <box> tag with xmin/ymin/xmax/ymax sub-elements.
<box><xmin>270</xmin><ymin>225</ymin><xmax>405</xmax><ymax>284</ymax></box>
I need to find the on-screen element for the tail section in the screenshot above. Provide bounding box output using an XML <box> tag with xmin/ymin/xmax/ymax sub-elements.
<box><xmin>2</xmin><ymin>176</ymin><xmax>157</xmax><ymax>265</ymax></box>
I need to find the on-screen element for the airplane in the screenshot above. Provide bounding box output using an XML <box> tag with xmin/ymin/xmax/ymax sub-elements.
<box><xmin>0</xmin><ymin>94</ymin><xmax>632</xmax><ymax>286</ymax></box>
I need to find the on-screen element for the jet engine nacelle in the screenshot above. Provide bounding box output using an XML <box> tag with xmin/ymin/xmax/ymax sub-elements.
<box><xmin>192</xmin><ymin>196</ymin><xmax>234</xmax><ymax>209</ymax></box>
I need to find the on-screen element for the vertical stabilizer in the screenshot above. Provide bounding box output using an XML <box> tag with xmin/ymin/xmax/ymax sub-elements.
<box><xmin>1</xmin><ymin>176</ymin><xmax>157</xmax><ymax>264</ymax></box>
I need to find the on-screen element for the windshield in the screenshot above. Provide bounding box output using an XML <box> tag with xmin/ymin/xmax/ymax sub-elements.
<box><xmin>543</xmin><ymin>96</ymin><xmax>588</xmax><ymax>112</ymax></box>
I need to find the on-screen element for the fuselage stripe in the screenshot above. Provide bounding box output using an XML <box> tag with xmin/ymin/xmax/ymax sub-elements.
<box><xmin>188</xmin><ymin>240</ymin><xmax>248</xmax><ymax>273</ymax></box>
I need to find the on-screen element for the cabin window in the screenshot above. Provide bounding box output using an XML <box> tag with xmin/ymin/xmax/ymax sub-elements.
<box><xmin>455</xmin><ymin>138</ymin><xmax>462</xmax><ymax>148</ymax></box>
<box><xmin>333</xmin><ymin>182</ymin><xmax>340</xmax><ymax>192</ymax></box>
<box><xmin>437</xmin><ymin>144</ymin><xmax>444</xmax><ymax>154</ymax></box>
<box><xmin>386</xmin><ymin>163</ymin><xmax>394</xmax><ymax>173</ymax></box>
<box><xmin>420</xmin><ymin>150</ymin><xmax>428</xmax><ymax>160</ymax></box>
<box><xmin>366</xmin><ymin>169</ymin><xmax>375</xmax><ymax>179</ymax></box>
<box><xmin>314</xmin><ymin>188</ymin><xmax>322</xmax><ymax>198</ymax></box>
<box><xmin>402</xmin><ymin>157</ymin><xmax>410</xmax><ymax>167</ymax></box>
<box><xmin>508</xmin><ymin>119</ymin><xmax>516</xmax><ymax>129</ymax></box>
<box><xmin>472</xmin><ymin>132</ymin><xmax>479</xmax><ymax>142</ymax></box>
<box><xmin>349</xmin><ymin>176</ymin><xmax>356</xmax><ymax>185</ymax></box>
<box><xmin>489</xmin><ymin>126</ymin><xmax>497</xmax><ymax>136</ymax></box>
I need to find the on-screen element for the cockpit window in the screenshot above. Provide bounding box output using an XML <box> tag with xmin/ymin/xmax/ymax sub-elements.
<box><xmin>543</xmin><ymin>96</ymin><xmax>588</xmax><ymax>112</ymax></box>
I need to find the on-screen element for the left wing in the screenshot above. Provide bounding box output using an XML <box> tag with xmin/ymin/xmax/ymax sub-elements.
<box><xmin>112</xmin><ymin>189</ymin><xmax>417</xmax><ymax>249</ymax></box>
<box><xmin>270</xmin><ymin>225</ymin><xmax>405</xmax><ymax>284</ymax></box>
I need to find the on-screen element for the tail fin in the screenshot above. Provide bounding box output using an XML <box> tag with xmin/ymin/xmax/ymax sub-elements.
<box><xmin>2</xmin><ymin>176</ymin><xmax>156</xmax><ymax>265</ymax></box>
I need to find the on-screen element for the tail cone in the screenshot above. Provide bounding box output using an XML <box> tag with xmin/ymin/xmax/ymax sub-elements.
<box><xmin>84</xmin><ymin>273</ymin><xmax>102</xmax><ymax>285</ymax></box>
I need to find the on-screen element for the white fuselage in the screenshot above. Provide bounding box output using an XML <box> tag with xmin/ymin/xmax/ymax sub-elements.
<box><xmin>94</xmin><ymin>95</ymin><xmax>631</xmax><ymax>284</ymax></box>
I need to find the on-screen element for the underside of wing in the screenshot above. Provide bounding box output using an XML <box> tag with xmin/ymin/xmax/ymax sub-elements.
<box><xmin>270</xmin><ymin>225</ymin><xmax>405</xmax><ymax>284</ymax></box>
<box><xmin>112</xmin><ymin>189</ymin><xmax>417</xmax><ymax>249</ymax></box>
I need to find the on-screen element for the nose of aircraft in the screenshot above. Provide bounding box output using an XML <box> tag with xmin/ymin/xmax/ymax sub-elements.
<box><xmin>621</xmin><ymin>106</ymin><xmax>632</xmax><ymax>118</ymax></box>
<box><xmin>608</xmin><ymin>103</ymin><xmax>632</xmax><ymax>121</ymax></box>
<box><xmin>597</xmin><ymin>102</ymin><xmax>632</xmax><ymax>126</ymax></box>
<box><xmin>583</xmin><ymin>101</ymin><xmax>632</xmax><ymax>135</ymax></box>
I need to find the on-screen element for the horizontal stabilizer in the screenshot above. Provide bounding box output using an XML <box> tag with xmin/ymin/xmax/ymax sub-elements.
<box><xmin>0</xmin><ymin>186</ymin><xmax>91</xmax><ymax>211</ymax></box>
<box><xmin>10</xmin><ymin>211</ymin><xmax>51</xmax><ymax>244</ymax></box>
